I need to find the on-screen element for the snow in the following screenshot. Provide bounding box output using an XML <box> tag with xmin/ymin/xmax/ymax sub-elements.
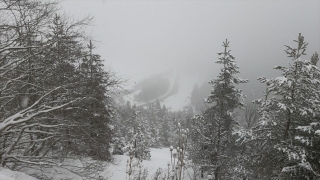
<box><xmin>0</xmin><ymin>148</ymin><xmax>205</xmax><ymax>179</ymax></box>
<box><xmin>0</xmin><ymin>168</ymin><xmax>38</xmax><ymax>180</ymax></box>
<box><xmin>103</xmin><ymin>148</ymin><xmax>171</xmax><ymax>179</ymax></box>
<box><xmin>162</xmin><ymin>74</ymin><xmax>197</xmax><ymax>111</ymax></box>
<box><xmin>0</xmin><ymin>149</ymin><xmax>171</xmax><ymax>180</ymax></box>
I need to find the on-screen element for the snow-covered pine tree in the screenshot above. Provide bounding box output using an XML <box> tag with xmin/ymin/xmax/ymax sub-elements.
<box><xmin>206</xmin><ymin>39</ymin><xmax>248</xmax><ymax>133</ymax></box>
<box><xmin>252</xmin><ymin>33</ymin><xmax>320</xmax><ymax>179</ymax></box>
<box><xmin>146</xmin><ymin>102</ymin><xmax>162</xmax><ymax>148</ymax></box>
<box><xmin>127</xmin><ymin>106</ymin><xmax>152</xmax><ymax>160</ymax></box>
<box><xmin>191</xmin><ymin>39</ymin><xmax>248</xmax><ymax>180</ymax></box>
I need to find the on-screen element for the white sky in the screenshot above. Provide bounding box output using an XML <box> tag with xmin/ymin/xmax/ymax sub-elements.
<box><xmin>60</xmin><ymin>0</ymin><xmax>320</xmax><ymax>105</ymax></box>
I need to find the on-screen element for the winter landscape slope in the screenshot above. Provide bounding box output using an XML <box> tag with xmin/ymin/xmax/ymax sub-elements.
<box><xmin>0</xmin><ymin>168</ymin><xmax>38</xmax><ymax>180</ymax></box>
<box><xmin>118</xmin><ymin>69</ymin><xmax>201</xmax><ymax>111</ymax></box>
<box><xmin>103</xmin><ymin>148</ymin><xmax>172</xmax><ymax>179</ymax></box>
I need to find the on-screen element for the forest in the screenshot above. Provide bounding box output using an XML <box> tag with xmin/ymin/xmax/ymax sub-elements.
<box><xmin>0</xmin><ymin>0</ymin><xmax>320</xmax><ymax>180</ymax></box>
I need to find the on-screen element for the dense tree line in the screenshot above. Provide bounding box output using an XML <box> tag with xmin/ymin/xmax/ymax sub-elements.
<box><xmin>0</xmin><ymin>0</ymin><xmax>120</xmax><ymax>177</ymax></box>
<box><xmin>112</xmin><ymin>100</ymin><xmax>194</xmax><ymax>158</ymax></box>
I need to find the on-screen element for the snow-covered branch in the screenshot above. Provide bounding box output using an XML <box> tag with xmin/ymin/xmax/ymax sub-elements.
<box><xmin>0</xmin><ymin>87</ymin><xmax>82</xmax><ymax>132</ymax></box>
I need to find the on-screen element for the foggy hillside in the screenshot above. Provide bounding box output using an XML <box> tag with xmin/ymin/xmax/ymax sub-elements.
<box><xmin>60</xmin><ymin>0</ymin><xmax>320</xmax><ymax>111</ymax></box>
<box><xmin>1</xmin><ymin>0</ymin><xmax>320</xmax><ymax>180</ymax></box>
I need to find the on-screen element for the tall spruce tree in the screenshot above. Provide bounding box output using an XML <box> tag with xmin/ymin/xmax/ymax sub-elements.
<box><xmin>250</xmin><ymin>33</ymin><xmax>320</xmax><ymax>179</ymax></box>
<box><xmin>191</xmin><ymin>39</ymin><xmax>248</xmax><ymax>180</ymax></box>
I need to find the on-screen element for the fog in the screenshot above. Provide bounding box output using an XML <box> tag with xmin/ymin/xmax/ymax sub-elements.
<box><xmin>60</xmin><ymin>0</ymin><xmax>320</xmax><ymax>109</ymax></box>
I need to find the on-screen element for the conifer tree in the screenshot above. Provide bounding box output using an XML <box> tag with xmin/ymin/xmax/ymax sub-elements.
<box><xmin>192</xmin><ymin>39</ymin><xmax>248</xmax><ymax>180</ymax></box>
<box><xmin>127</xmin><ymin>106</ymin><xmax>152</xmax><ymax>160</ymax></box>
<box><xmin>251</xmin><ymin>33</ymin><xmax>320</xmax><ymax>179</ymax></box>
<box><xmin>0</xmin><ymin>1</ymin><xmax>120</xmax><ymax>176</ymax></box>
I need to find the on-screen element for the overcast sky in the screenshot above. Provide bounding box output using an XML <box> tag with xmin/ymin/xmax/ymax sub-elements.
<box><xmin>60</xmin><ymin>0</ymin><xmax>320</xmax><ymax>106</ymax></box>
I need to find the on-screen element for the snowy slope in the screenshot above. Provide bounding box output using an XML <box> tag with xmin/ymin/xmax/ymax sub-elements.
<box><xmin>0</xmin><ymin>168</ymin><xmax>38</xmax><ymax>180</ymax></box>
<box><xmin>118</xmin><ymin>69</ymin><xmax>201</xmax><ymax>111</ymax></box>
<box><xmin>162</xmin><ymin>76</ymin><xmax>192</xmax><ymax>111</ymax></box>
<box><xmin>103</xmin><ymin>148</ymin><xmax>210</xmax><ymax>180</ymax></box>
<box><xmin>103</xmin><ymin>148</ymin><xmax>171</xmax><ymax>180</ymax></box>
<box><xmin>0</xmin><ymin>149</ymin><xmax>206</xmax><ymax>180</ymax></box>
<box><xmin>121</xmin><ymin>70</ymin><xmax>178</xmax><ymax>107</ymax></box>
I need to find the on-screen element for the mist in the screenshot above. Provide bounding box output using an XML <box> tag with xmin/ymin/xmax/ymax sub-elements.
<box><xmin>2</xmin><ymin>0</ymin><xmax>320</xmax><ymax>179</ymax></box>
<box><xmin>60</xmin><ymin>0</ymin><xmax>320</xmax><ymax>109</ymax></box>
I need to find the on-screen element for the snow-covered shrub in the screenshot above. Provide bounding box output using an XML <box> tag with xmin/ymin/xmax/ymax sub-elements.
<box><xmin>167</xmin><ymin>123</ymin><xmax>189</xmax><ymax>180</ymax></box>
<box><xmin>151</xmin><ymin>168</ymin><xmax>168</xmax><ymax>180</ymax></box>
<box><xmin>112</xmin><ymin>137</ymin><xmax>126</xmax><ymax>155</ymax></box>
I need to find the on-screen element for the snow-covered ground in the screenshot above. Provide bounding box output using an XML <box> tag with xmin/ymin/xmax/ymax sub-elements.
<box><xmin>0</xmin><ymin>149</ymin><xmax>171</xmax><ymax>180</ymax></box>
<box><xmin>0</xmin><ymin>168</ymin><xmax>38</xmax><ymax>180</ymax></box>
<box><xmin>103</xmin><ymin>148</ymin><xmax>172</xmax><ymax>179</ymax></box>
<box><xmin>0</xmin><ymin>148</ymin><xmax>204</xmax><ymax>180</ymax></box>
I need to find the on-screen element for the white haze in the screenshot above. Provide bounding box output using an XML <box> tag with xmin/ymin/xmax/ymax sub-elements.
<box><xmin>60</xmin><ymin>0</ymin><xmax>320</xmax><ymax>109</ymax></box>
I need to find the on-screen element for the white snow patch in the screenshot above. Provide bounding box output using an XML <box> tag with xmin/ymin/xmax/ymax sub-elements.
<box><xmin>0</xmin><ymin>168</ymin><xmax>38</xmax><ymax>180</ymax></box>
<box><xmin>103</xmin><ymin>148</ymin><xmax>171</xmax><ymax>180</ymax></box>
<box><xmin>163</xmin><ymin>74</ymin><xmax>196</xmax><ymax>111</ymax></box>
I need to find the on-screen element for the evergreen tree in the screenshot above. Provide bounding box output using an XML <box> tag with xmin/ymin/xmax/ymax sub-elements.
<box><xmin>126</xmin><ymin>106</ymin><xmax>152</xmax><ymax>160</ymax></box>
<box><xmin>0</xmin><ymin>1</ymin><xmax>120</xmax><ymax>176</ymax></box>
<box><xmin>191</xmin><ymin>39</ymin><xmax>248</xmax><ymax>180</ymax></box>
<box><xmin>250</xmin><ymin>33</ymin><xmax>320</xmax><ymax>179</ymax></box>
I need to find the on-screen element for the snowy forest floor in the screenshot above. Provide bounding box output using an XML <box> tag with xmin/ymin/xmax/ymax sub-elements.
<box><xmin>104</xmin><ymin>148</ymin><xmax>207</xmax><ymax>180</ymax></box>
<box><xmin>0</xmin><ymin>148</ymin><xmax>206</xmax><ymax>180</ymax></box>
<box><xmin>103</xmin><ymin>148</ymin><xmax>172</xmax><ymax>179</ymax></box>
<box><xmin>0</xmin><ymin>168</ymin><xmax>38</xmax><ymax>180</ymax></box>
